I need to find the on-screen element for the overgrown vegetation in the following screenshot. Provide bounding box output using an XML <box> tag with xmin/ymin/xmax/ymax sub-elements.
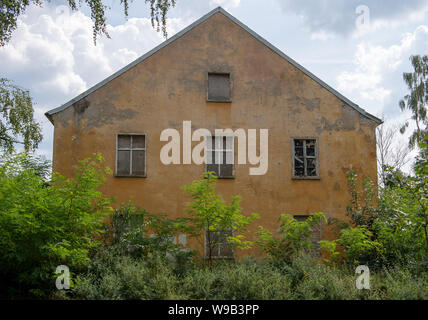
<box><xmin>1</xmin><ymin>142</ymin><xmax>427</xmax><ymax>299</ymax></box>
<box><xmin>0</xmin><ymin>153</ymin><xmax>113</xmax><ymax>298</ymax></box>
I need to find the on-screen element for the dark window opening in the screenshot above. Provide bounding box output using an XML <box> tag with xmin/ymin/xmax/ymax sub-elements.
<box><xmin>293</xmin><ymin>139</ymin><xmax>318</xmax><ymax>178</ymax></box>
<box><xmin>207</xmin><ymin>73</ymin><xmax>231</xmax><ymax>102</ymax></box>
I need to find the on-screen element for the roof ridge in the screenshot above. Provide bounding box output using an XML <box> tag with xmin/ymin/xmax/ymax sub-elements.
<box><xmin>45</xmin><ymin>6</ymin><xmax>382</xmax><ymax>124</ymax></box>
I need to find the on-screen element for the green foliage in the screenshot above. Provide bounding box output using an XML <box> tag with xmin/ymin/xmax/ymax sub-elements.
<box><xmin>182</xmin><ymin>172</ymin><xmax>259</xmax><ymax>262</ymax></box>
<box><xmin>346</xmin><ymin>170</ymin><xmax>378</xmax><ymax>228</ymax></box>
<box><xmin>63</xmin><ymin>250</ymin><xmax>428</xmax><ymax>300</ymax></box>
<box><xmin>256</xmin><ymin>212</ymin><xmax>326</xmax><ymax>263</ymax></box>
<box><xmin>399</xmin><ymin>55</ymin><xmax>428</xmax><ymax>148</ymax></box>
<box><xmin>0</xmin><ymin>153</ymin><xmax>113</xmax><ymax>298</ymax></box>
<box><xmin>180</xmin><ymin>260</ymin><xmax>292</xmax><ymax>300</ymax></box>
<box><xmin>0</xmin><ymin>78</ymin><xmax>42</xmax><ymax>152</ymax></box>
<box><xmin>338</xmin><ymin>226</ymin><xmax>382</xmax><ymax>265</ymax></box>
<box><xmin>318</xmin><ymin>240</ymin><xmax>340</xmax><ymax>265</ymax></box>
<box><xmin>105</xmin><ymin>201</ymin><xmax>196</xmax><ymax>269</ymax></box>
<box><xmin>67</xmin><ymin>250</ymin><xmax>182</xmax><ymax>300</ymax></box>
<box><xmin>0</xmin><ymin>0</ymin><xmax>177</xmax><ymax>46</ymax></box>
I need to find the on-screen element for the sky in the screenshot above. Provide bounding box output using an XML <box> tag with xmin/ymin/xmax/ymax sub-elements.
<box><xmin>1</xmin><ymin>0</ymin><xmax>427</xmax><ymax>168</ymax></box>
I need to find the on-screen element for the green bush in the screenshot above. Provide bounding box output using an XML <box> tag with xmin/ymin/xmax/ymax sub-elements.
<box><xmin>180</xmin><ymin>261</ymin><xmax>292</xmax><ymax>300</ymax></box>
<box><xmin>0</xmin><ymin>153</ymin><xmax>113</xmax><ymax>298</ymax></box>
<box><xmin>68</xmin><ymin>250</ymin><xmax>182</xmax><ymax>300</ymax></box>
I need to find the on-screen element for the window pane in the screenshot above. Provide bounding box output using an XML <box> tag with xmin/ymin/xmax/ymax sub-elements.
<box><xmin>294</xmin><ymin>139</ymin><xmax>304</xmax><ymax>157</ymax></box>
<box><xmin>306</xmin><ymin>158</ymin><xmax>317</xmax><ymax>176</ymax></box>
<box><xmin>306</xmin><ymin>140</ymin><xmax>316</xmax><ymax>157</ymax></box>
<box><xmin>207</xmin><ymin>164</ymin><xmax>219</xmax><ymax>176</ymax></box>
<box><xmin>208</xmin><ymin>73</ymin><xmax>230</xmax><ymax>101</ymax></box>
<box><xmin>118</xmin><ymin>135</ymin><xmax>131</xmax><ymax>148</ymax></box>
<box><xmin>132</xmin><ymin>135</ymin><xmax>145</xmax><ymax>149</ymax></box>
<box><xmin>132</xmin><ymin>150</ymin><xmax>145</xmax><ymax>176</ymax></box>
<box><xmin>220</xmin><ymin>164</ymin><xmax>234</xmax><ymax>178</ymax></box>
<box><xmin>225</xmin><ymin>150</ymin><xmax>233</xmax><ymax>165</ymax></box>
<box><xmin>117</xmin><ymin>150</ymin><xmax>130</xmax><ymax>175</ymax></box>
<box><xmin>294</xmin><ymin>158</ymin><xmax>304</xmax><ymax>176</ymax></box>
<box><xmin>220</xmin><ymin>242</ymin><xmax>234</xmax><ymax>257</ymax></box>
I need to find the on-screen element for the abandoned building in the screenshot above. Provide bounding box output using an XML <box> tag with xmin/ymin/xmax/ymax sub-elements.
<box><xmin>45</xmin><ymin>7</ymin><xmax>381</xmax><ymax>258</ymax></box>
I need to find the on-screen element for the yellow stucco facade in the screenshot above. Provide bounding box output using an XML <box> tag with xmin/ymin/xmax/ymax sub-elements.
<box><xmin>46</xmin><ymin>8</ymin><xmax>380</xmax><ymax>257</ymax></box>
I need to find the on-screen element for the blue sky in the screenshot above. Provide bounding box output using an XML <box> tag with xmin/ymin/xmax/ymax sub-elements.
<box><xmin>1</xmin><ymin>0</ymin><xmax>427</xmax><ymax>165</ymax></box>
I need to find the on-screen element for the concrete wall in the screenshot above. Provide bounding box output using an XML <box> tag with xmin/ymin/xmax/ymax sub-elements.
<box><xmin>50</xmin><ymin>12</ymin><xmax>379</xmax><ymax>256</ymax></box>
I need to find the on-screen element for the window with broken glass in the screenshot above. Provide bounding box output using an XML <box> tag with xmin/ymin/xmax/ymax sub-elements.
<box><xmin>206</xmin><ymin>136</ymin><xmax>234</xmax><ymax>178</ymax></box>
<box><xmin>204</xmin><ymin>229</ymin><xmax>234</xmax><ymax>259</ymax></box>
<box><xmin>116</xmin><ymin>134</ymin><xmax>146</xmax><ymax>177</ymax></box>
<box><xmin>293</xmin><ymin>139</ymin><xmax>318</xmax><ymax>178</ymax></box>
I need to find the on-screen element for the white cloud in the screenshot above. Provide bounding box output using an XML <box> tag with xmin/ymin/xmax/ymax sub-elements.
<box><xmin>337</xmin><ymin>25</ymin><xmax>428</xmax><ymax>111</ymax></box>
<box><xmin>0</xmin><ymin>4</ymin><xmax>187</xmax><ymax>158</ymax></box>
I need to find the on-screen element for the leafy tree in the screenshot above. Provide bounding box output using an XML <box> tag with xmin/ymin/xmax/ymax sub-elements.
<box><xmin>0</xmin><ymin>151</ymin><xmax>51</xmax><ymax>179</ymax></box>
<box><xmin>0</xmin><ymin>153</ymin><xmax>113</xmax><ymax>298</ymax></box>
<box><xmin>182</xmin><ymin>172</ymin><xmax>259</xmax><ymax>263</ymax></box>
<box><xmin>0</xmin><ymin>78</ymin><xmax>42</xmax><ymax>152</ymax></box>
<box><xmin>399</xmin><ymin>55</ymin><xmax>428</xmax><ymax>148</ymax></box>
<box><xmin>0</xmin><ymin>0</ymin><xmax>177</xmax><ymax>46</ymax></box>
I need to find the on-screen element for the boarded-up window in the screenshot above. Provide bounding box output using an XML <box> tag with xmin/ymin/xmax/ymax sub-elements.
<box><xmin>206</xmin><ymin>136</ymin><xmax>234</xmax><ymax>178</ymax></box>
<box><xmin>205</xmin><ymin>229</ymin><xmax>234</xmax><ymax>259</ymax></box>
<box><xmin>293</xmin><ymin>215</ymin><xmax>321</xmax><ymax>256</ymax></box>
<box><xmin>116</xmin><ymin>134</ymin><xmax>146</xmax><ymax>177</ymax></box>
<box><xmin>293</xmin><ymin>139</ymin><xmax>318</xmax><ymax>178</ymax></box>
<box><xmin>207</xmin><ymin>73</ymin><xmax>231</xmax><ymax>102</ymax></box>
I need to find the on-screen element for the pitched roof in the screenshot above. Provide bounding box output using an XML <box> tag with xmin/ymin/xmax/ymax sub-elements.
<box><xmin>45</xmin><ymin>6</ymin><xmax>382</xmax><ymax>124</ymax></box>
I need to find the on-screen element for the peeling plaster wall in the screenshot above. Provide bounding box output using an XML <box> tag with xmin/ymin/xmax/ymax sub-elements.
<box><xmin>50</xmin><ymin>12</ymin><xmax>378</xmax><ymax>256</ymax></box>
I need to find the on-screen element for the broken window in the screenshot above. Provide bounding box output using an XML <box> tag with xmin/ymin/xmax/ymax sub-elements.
<box><xmin>293</xmin><ymin>139</ymin><xmax>318</xmax><ymax>178</ymax></box>
<box><xmin>205</xmin><ymin>229</ymin><xmax>234</xmax><ymax>259</ymax></box>
<box><xmin>207</xmin><ymin>73</ymin><xmax>231</xmax><ymax>102</ymax></box>
<box><xmin>293</xmin><ymin>215</ymin><xmax>321</xmax><ymax>256</ymax></box>
<box><xmin>206</xmin><ymin>136</ymin><xmax>234</xmax><ymax>178</ymax></box>
<box><xmin>116</xmin><ymin>134</ymin><xmax>146</xmax><ymax>177</ymax></box>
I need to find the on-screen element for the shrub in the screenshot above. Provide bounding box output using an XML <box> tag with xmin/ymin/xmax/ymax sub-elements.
<box><xmin>256</xmin><ymin>212</ymin><xmax>326</xmax><ymax>263</ymax></box>
<box><xmin>69</xmin><ymin>250</ymin><xmax>182</xmax><ymax>300</ymax></box>
<box><xmin>0</xmin><ymin>153</ymin><xmax>113</xmax><ymax>298</ymax></box>
<box><xmin>180</xmin><ymin>261</ymin><xmax>292</xmax><ymax>300</ymax></box>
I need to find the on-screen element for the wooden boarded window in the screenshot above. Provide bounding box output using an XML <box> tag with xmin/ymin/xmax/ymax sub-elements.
<box><xmin>116</xmin><ymin>134</ymin><xmax>146</xmax><ymax>177</ymax></box>
<box><xmin>205</xmin><ymin>229</ymin><xmax>234</xmax><ymax>259</ymax></box>
<box><xmin>293</xmin><ymin>215</ymin><xmax>321</xmax><ymax>256</ymax></box>
<box><xmin>292</xmin><ymin>139</ymin><xmax>319</xmax><ymax>178</ymax></box>
<box><xmin>206</xmin><ymin>136</ymin><xmax>234</xmax><ymax>178</ymax></box>
<box><xmin>207</xmin><ymin>73</ymin><xmax>231</xmax><ymax>102</ymax></box>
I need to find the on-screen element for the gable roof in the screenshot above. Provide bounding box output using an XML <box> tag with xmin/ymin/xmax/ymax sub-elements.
<box><xmin>45</xmin><ymin>7</ymin><xmax>382</xmax><ymax>124</ymax></box>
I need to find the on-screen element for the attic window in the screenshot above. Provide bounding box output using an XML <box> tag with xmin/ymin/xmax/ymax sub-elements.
<box><xmin>292</xmin><ymin>138</ymin><xmax>319</xmax><ymax>179</ymax></box>
<box><xmin>207</xmin><ymin>73</ymin><xmax>231</xmax><ymax>102</ymax></box>
<box><xmin>116</xmin><ymin>134</ymin><xmax>146</xmax><ymax>177</ymax></box>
